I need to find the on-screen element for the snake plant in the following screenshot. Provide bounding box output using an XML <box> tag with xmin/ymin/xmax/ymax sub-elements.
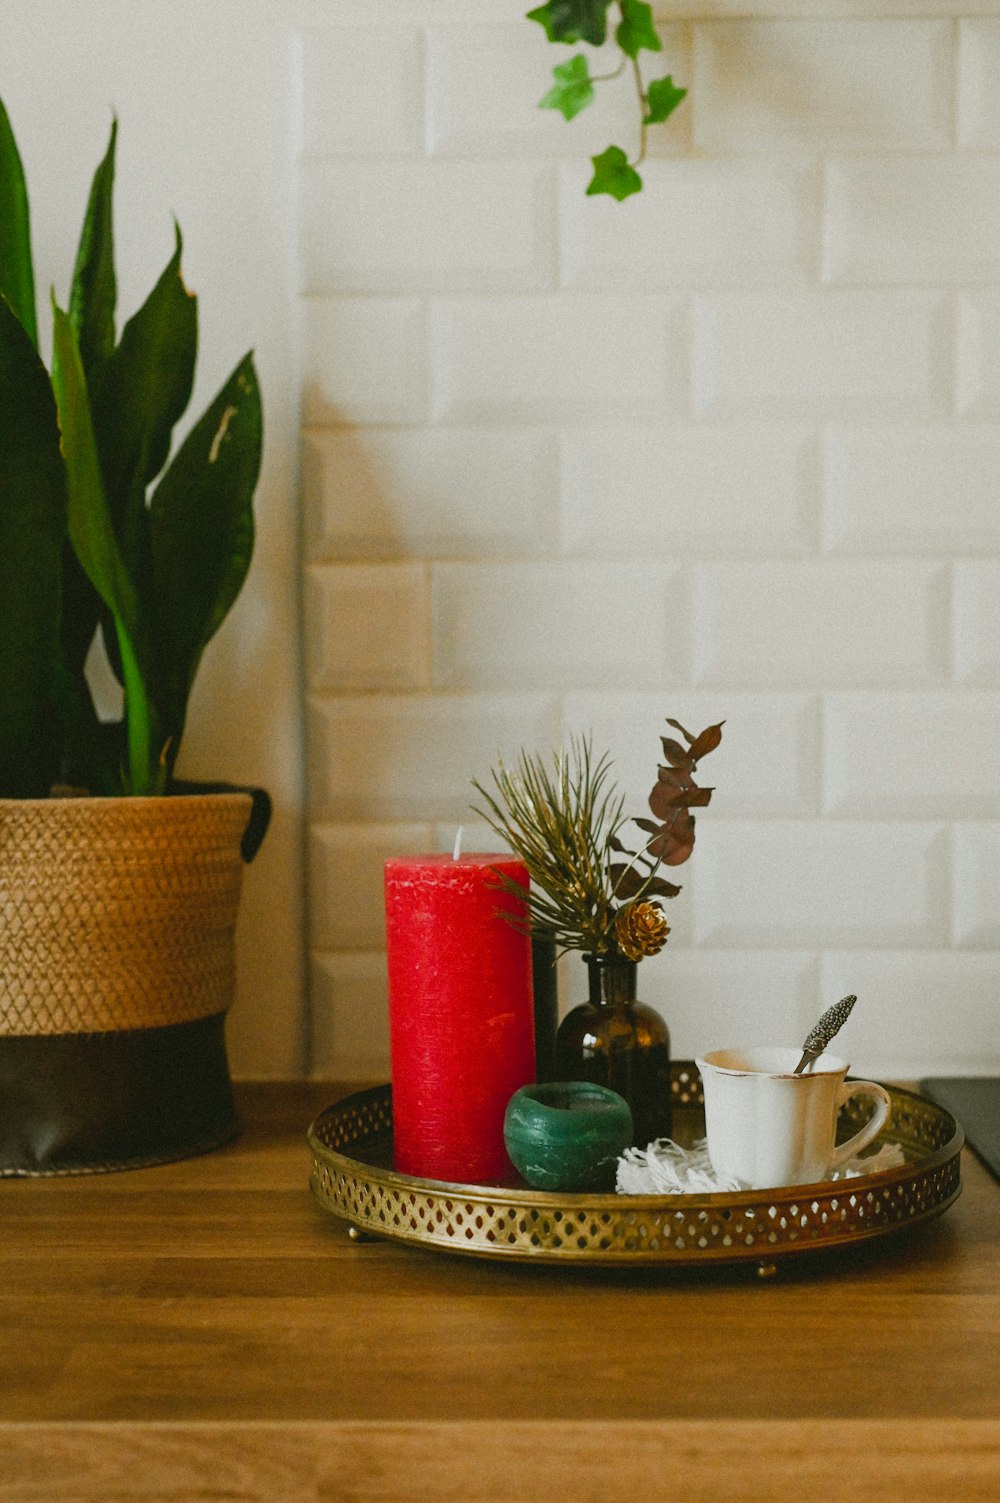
<box><xmin>0</xmin><ymin>99</ymin><xmax>262</xmax><ymax>798</ymax></box>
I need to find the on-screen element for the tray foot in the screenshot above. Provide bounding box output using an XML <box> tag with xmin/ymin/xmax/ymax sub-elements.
<box><xmin>347</xmin><ymin>1224</ymin><xmax>382</xmax><ymax>1244</ymax></box>
<box><xmin>756</xmin><ymin>1260</ymin><xmax>778</xmax><ymax>1280</ymax></box>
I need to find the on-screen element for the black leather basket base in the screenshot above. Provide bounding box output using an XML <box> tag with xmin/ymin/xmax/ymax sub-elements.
<box><xmin>0</xmin><ymin>1012</ymin><xmax>238</xmax><ymax>1176</ymax></box>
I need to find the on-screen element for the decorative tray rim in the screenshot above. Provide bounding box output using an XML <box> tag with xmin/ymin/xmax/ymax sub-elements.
<box><xmin>307</xmin><ymin>1068</ymin><xmax>964</xmax><ymax>1271</ymax></box>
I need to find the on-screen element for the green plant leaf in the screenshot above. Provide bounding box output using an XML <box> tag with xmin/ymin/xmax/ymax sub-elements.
<box><xmin>0</xmin><ymin>294</ymin><xmax>66</xmax><ymax>795</ymax></box>
<box><xmin>616</xmin><ymin>0</ymin><xmax>661</xmax><ymax>58</ymax></box>
<box><xmin>0</xmin><ymin>99</ymin><xmax>37</xmax><ymax>347</ymax></box>
<box><xmin>93</xmin><ymin>222</ymin><xmax>197</xmax><ymax>577</ymax></box>
<box><xmin>645</xmin><ymin>75</ymin><xmax>687</xmax><ymax>124</ymax></box>
<box><xmin>148</xmin><ymin>351</ymin><xmax>261</xmax><ymax>754</ymax></box>
<box><xmin>70</xmin><ymin>117</ymin><xmax>117</xmax><ymax>388</ymax></box>
<box><xmin>60</xmin><ymin>119</ymin><xmax>122</xmax><ymax>709</ymax></box>
<box><xmin>526</xmin><ymin>0</ymin><xmax>612</xmax><ymax>46</ymax></box>
<box><xmin>50</xmin><ymin>298</ymin><xmax>164</xmax><ymax>794</ymax></box>
<box><xmin>49</xmin><ymin>653</ymin><xmax>119</xmax><ymax>796</ymax></box>
<box><xmin>526</xmin><ymin>4</ymin><xmax>559</xmax><ymax>41</ymax></box>
<box><xmin>586</xmin><ymin>145</ymin><xmax>643</xmax><ymax>200</ymax></box>
<box><xmin>540</xmin><ymin>55</ymin><xmax>595</xmax><ymax>120</ymax></box>
<box><xmin>51</xmin><ymin>301</ymin><xmax>141</xmax><ymax>642</ymax></box>
<box><xmin>58</xmin><ymin>543</ymin><xmax>103</xmax><ymax>680</ymax></box>
<box><xmin>89</xmin><ymin>222</ymin><xmax>197</xmax><ymax>694</ymax></box>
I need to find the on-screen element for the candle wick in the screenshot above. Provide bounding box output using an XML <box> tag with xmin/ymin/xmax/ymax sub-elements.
<box><xmin>452</xmin><ymin>826</ymin><xmax>463</xmax><ymax>861</ymax></box>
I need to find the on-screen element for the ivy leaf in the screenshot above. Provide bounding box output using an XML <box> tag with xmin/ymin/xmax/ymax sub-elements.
<box><xmin>526</xmin><ymin>4</ymin><xmax>558</xmax><ymax>41</ymax></box>
<box><xmin>586</xmin><ymin>145</ymin><xmax>642</xmax><ymax>201</ymax></box>
<box><xmin>526</xmin><ymin>1</ymin><xmax>612</xmax><ymax>46</ymax></box>
<box><xmin>540</xmin><ymin>55</ymin><xmax>595</xmax><ymax>120</ymax></box>
<box><xmin>616</xmin><ymin>0</ymin><xmax>662</xmax><ymax>59</ymax></box>
<box><xmin>645</xmin><ymin>75</ymin><xmax>687</xmax><ymax>124</ymax></box>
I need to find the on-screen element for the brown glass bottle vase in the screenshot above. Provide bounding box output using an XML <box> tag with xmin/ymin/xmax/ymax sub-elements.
<box><xmin>554</xmin><ymin>954</ymin><xmax>671</xmax><ymax>1148</ymax></box>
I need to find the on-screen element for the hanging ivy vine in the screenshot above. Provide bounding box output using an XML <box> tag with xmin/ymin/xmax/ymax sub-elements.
<box><xmin>528</xmin><ymin>0</ymin><xmax>687</xmax><ymax>200</ymax></box>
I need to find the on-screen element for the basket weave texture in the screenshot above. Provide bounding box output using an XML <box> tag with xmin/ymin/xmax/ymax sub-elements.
<box><xmin>0</xmin><ymin>794</ymin><xmax>250</xmax><ymax>1037</ymax></box>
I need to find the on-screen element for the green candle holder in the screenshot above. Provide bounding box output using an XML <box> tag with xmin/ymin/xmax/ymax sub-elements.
<box><xmin>503</xmin><ymin>1081</ymin><xmax>633</xmax><ymax>1192</ymax></box>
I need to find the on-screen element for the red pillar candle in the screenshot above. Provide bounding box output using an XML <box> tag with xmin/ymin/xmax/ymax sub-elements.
<box><xmin>384</xmin><ymin>853</ymin><xmax>536</xmax><ymax>1184</ymax></box>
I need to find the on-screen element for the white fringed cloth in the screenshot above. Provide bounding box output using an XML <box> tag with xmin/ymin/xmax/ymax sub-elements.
<box><xmin>616</xmin><ymin>1137</ymin><xmax>907</xmax><ymax>1195</ymax></box>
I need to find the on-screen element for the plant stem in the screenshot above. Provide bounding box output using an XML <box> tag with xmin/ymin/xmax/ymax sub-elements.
<box><xmin>631</xmin><ymin>53</ymin><xmax>648</xmax><ymax>165</ymax></box>
<box><xmin>591</xmin><ymin>53</ymin><xmax>628</xmax><ymax>83</ymax></box>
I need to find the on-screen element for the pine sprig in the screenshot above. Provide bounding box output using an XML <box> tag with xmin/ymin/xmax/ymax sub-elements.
<box><xmin>473</xmin><ymin>737</ymin><xmax>626</xmax><ymax>953</ymax></box>
<box><xmin>472</xmin><ymin>722</ymin><xmax>720</xmax><ymax>957</ymax></box>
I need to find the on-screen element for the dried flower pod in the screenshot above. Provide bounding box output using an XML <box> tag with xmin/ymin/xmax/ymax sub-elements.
<box><xmin>615</xmin><ymin>901</ymin><xmax>670</xmax><ymax>961</ymax></box>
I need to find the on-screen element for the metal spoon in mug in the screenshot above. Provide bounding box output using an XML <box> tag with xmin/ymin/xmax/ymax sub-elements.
<box><xmin>793</xmin><ymin>995</ymin><xmax>858</xmax><ymax>1075</ymax></box>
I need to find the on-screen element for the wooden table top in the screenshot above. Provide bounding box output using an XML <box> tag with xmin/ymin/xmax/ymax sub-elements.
<box><xmin>3</xmin><ymin>1081</ymin><xmax>1000</xmax><ymax>1502</ymax></box>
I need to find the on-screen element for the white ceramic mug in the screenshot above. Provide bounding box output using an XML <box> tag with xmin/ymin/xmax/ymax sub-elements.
<box><xmin>695</xmin><ymin>1046</ymin><xmax>892</xmax><ymax>1191</ymax></box>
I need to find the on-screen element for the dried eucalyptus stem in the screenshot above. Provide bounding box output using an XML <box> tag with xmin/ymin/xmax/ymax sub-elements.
<box><xmin>472</xmin><ymin>719</ymin><xmax>722</xmax><ymax>958</ymax></box>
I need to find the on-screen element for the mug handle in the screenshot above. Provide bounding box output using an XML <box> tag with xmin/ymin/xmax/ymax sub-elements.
<box><xmin>827</xmin><ymin>1080</ymin><xmax>892</xmax><ymax>1173</ymax></box>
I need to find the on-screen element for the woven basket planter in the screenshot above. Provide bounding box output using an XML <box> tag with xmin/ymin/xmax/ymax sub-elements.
<box><xmin>0</xmin><ymin>790</ymin><xmax>265</xmax><ymax>1175</ymax></box>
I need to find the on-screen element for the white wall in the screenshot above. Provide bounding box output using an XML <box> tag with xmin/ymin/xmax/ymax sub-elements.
<box><xmin>1</xmin><ymin>0</ymin><xmax>306</xmax><ymax>1076</ymax></box>
<box><xmin>9</xmin><ymin>2</ymin><xmax>1000</xmax><ymax>1084</ymax></box>
<box><xmin>302</xmin><ymin>0</ymin><xmax>1000</xmax><ymax>1082</ymax></box>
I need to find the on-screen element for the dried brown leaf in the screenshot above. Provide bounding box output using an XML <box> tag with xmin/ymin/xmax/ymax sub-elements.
<box><xmin>608</xmin><ymin>862</ymin><xmax>647</xmax><ymax>899</ymax></box>
<box><xmin>649</xmin><ymin>779</ymin><xmax>688</xmax><ymax>820</ymax></box>
<box><xmin>660</xmin><ymin>736</ymin><xmax>693</xmax><ymax>768</ymax></box>
<box><xmin>665</xmin><ymin>718</ymin><xmax>695</xmax><ymax>744</ymax></box>
<box><xmin>689</xmin><ymin>721</ymin><xmax>724</xmax><ymax>763</ymax></box>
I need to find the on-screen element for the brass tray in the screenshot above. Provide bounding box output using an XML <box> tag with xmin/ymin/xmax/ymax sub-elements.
<box><xmin>308</xmin><ymin>1063</ymin><xmax>963</xmax><ymax>1275</ymax></box>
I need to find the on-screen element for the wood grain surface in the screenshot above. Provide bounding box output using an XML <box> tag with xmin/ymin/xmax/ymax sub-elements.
<box><xmin>2</xmin><ymin>1081</ymin><xmax>999</xmax><ymax>1501</ymax></box>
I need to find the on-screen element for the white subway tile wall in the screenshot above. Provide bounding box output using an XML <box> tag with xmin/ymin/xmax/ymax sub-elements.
<box><xmin>299</xmin><ymin>6</ymin><xmax>1000</xmax><ymax>1080</ymax></box>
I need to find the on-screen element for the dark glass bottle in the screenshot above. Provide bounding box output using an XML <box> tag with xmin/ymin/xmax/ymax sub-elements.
<box><xmin>531</xmin><ymin>935</ymin><xmax>559</xmax><ymax>1084</ymax></box>
<box><xmin>554</xmin><ymin>955</ymin><xmax>672</xmax><ymax>1147</ymax></box>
